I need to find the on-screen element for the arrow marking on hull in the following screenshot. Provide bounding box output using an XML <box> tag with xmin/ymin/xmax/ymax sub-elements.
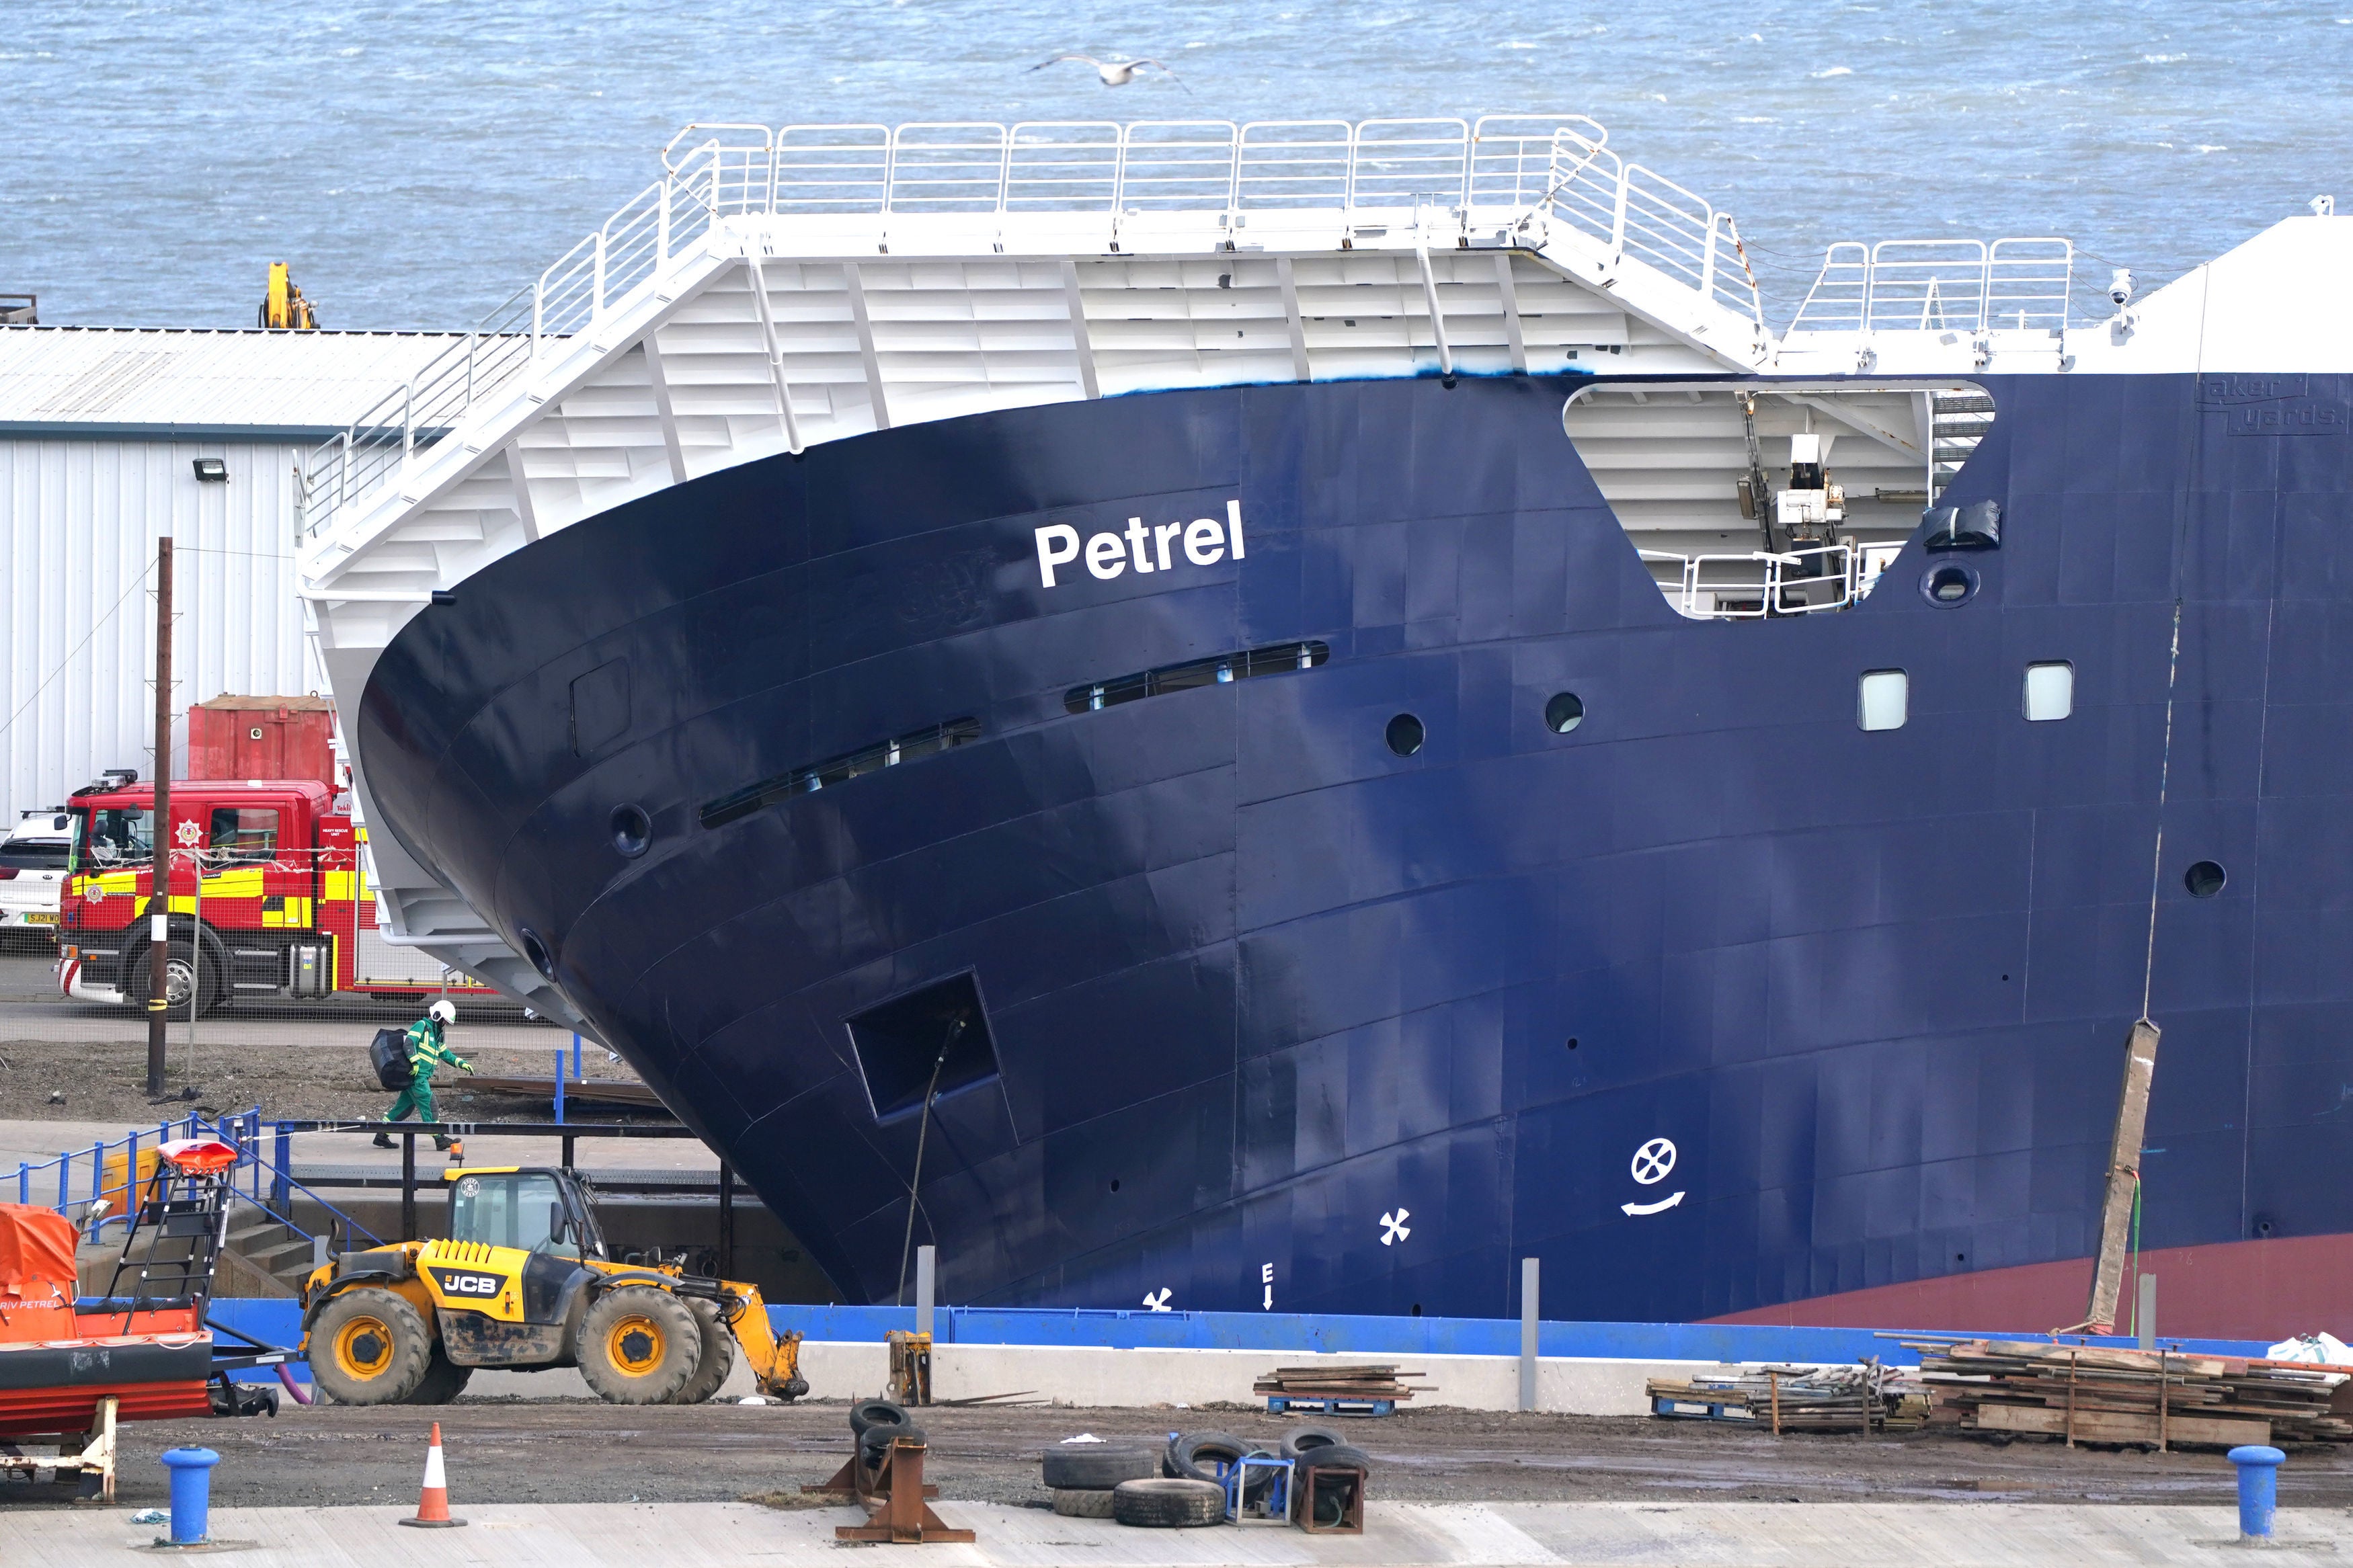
<box><xmin>1622</xmin><ymin>1190</ymin><xmax>1685</xmax><ymax>1216</ymax></box>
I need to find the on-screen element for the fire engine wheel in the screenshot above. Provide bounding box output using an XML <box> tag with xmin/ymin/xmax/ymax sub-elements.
<box><xmin>310</xmin><ymin>1288</ymin><xmax>432</xmax><ymax>1405</ymax></box>
<box><xmin>669</xmin><ymin>1297</ymin><xmax>736</xmax><ymax>1405</ymax></box>
<box><xmin>131</xmin><ymin>931</ymin><xmax>227</xmax><ymax>1018</ymax></box>
<box><xmin>580</xmin><ymin>1286</ymin><xmax>702</xmax><ymax>1405</ymax></box>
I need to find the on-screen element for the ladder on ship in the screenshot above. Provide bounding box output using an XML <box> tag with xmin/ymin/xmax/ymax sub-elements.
<box><xmin>1930</xmin><ymin>393</ymin><xmax>1994</xmax><ymax>498</ymax></box>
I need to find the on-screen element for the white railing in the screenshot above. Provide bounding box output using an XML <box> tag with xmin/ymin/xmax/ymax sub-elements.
<box><xmin>1642</xmin><ymin>543</ymin><xmax>1895</xmax><ymax>620</ymax></box>
<box><xmin>1790</xmin><ymin>237</ymin><xmax>2073</xmax><ymax>335</ymax></box>
<box><xmin>302</xmin><ymin>114</ymin><xmax>1761</xmax><ymax>542</ymax></box>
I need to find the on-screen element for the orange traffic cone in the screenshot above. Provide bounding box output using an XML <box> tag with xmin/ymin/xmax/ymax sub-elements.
<box><xmin>398</xmin><ymin>1421</ymin><xmax>467</xmax><ymax>1528</ymax></box>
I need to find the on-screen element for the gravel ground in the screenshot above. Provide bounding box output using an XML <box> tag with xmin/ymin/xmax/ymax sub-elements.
<box><xmin>8</xmin><ymin>1397</ymin><xmax>2352</xmax><ymax>1512</ymax></box>
<box><xmin>0</xmin><ymin>1040</ymin><xmax>653</xmax><ymax>1125</ymax></box>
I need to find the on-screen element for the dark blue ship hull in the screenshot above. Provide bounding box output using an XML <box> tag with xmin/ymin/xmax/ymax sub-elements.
<box><xmin>356</xmin><ymin>372</ymin><xmax>2353</xmax><ymax>1337</ymax></box>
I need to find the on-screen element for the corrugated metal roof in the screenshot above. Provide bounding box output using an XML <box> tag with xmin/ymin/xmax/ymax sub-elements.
<box><xmin>0</xmin><ymin>326</ymin><xmax>475</xmax><ymax>434</ymax></box>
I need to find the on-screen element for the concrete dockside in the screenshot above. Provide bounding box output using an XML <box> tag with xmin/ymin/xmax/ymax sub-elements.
<box><xmin>6</xmin><ymin>1499</ymin><xmax>2338</xmax><ymax>1567</ymax></box>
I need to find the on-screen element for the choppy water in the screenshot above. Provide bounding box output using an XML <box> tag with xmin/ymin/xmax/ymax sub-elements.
<box><xmin>4</xmin><ymin>1</ymin><xmax>2350</xmax><ymax>331</ymax></box>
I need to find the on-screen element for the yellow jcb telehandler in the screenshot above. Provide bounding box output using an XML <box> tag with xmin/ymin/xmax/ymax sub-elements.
<box><xmin>296</xmin><ymin>1165</ymin><xmax>807</xmax><ymax>1406</ymax></box>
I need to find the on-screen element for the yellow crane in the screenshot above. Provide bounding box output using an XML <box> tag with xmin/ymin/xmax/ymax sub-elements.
<box><xmin>259</xmin><ymin>263</ymin><xmax>319</xmax><ymax>330</ymax></box>
<box><xmin>297</xmin><ymin>1165</ymin><xmax>807</xmax><ymax>1405</ymax></box>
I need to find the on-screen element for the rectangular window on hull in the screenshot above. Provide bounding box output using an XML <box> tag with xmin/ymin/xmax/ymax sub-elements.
<box><xmin>1064</xmin><ymin>641</ymin><xmax>1329</xmax><ymax>715</ymax></box>
<box><xmin>700</xmin><ymin>718</ymin><xmax>981</xmax><ymax>830</ymax></box>
<box><xmin>2024</xmin><ymin>661</ymin><xmax>2074</xmax><ymax>722</ymax></box>
<box><xmin>1858</xmin><ymin>669</ymin><xmax>1909</xmax><ymax>731</ymax></box>
<box><xmin>846</xmin><ymin>971</ymin><xmax>1001</xmax><ymax>1120</ymax></box>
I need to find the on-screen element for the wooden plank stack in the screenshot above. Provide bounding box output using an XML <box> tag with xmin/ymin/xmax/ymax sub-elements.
<box><xmin>1252</xmin><ymin>1364</ymin><xmax>1427</xmax><ymax>1405</ymax></box>
<box><xmin>1901</xmin><ymin>1338</ymin><xmax>2353</xmax><ymax>1449</ymax></box>
<box><xmin>1646</xmin><ymin>1363</ymin><xmax>1930</xmax><ymax>1434</ymax></box>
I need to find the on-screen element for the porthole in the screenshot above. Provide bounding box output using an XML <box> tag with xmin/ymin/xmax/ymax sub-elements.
<box><xmin>1386</xmin><ymin>713</ymin><xmax>1426</xmax><ymax>757</ymax></box>
<box><xmin>1544</xmin><ymin>692</ymin><xmax>1585</xmax><ymax>734</ymax></box>
<box><xmin>519</xmin><ymin>927</ymin><xmax>555</xmax><ymax>980</ymax></box>
<box><xmin>1921</xmin><ymin>563</ymin><xmax>1978</xmax><ymax>606</ymax></box>
<box><xmin>610</xmin><ymin>802</ymin><xmax>653</xmax><ymax>858</ymax></box>
<box><xmin>2184</xmin><ymin>860</ymin><xmax>2227</xmax><ymax>898</ymax></box>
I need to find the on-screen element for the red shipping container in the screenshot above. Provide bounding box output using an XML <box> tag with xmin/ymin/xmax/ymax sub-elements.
<box><xmin>186</xmin><ymin>695</ymin><xmax>338</xmax><ymax>789</ymax></box>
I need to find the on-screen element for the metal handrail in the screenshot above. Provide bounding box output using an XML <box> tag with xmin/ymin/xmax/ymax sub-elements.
<box><xmin>1790</xmin><ymin>237</ymin><xmax>2074</xmax><ymax>335</ymax></box>
<box><xmin>300</xmin><ymin>112</ymin><xmax>1757</xmax><ymax>543</ymax></box>
<box><xmin>1639</xmin><ymin>544</ymin><xmax>1866</xmax><ymax>620</ymax></box>
<box><xmin>17</xmin><ymin>1106</ymin><xmax>379</xmax><ymax>1250</ymax></box>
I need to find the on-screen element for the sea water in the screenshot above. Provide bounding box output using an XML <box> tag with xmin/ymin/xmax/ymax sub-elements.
<box><xmin>1</xmin><ymin>0</ymin><xmax>2350</xmax><ymax>331</ymax></box>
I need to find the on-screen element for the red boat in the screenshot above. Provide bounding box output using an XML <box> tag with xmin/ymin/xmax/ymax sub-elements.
<box><xmin>0</xmin><ymin>1138</ymin><xmax>285</xmax><ymax>1498</ymax></box>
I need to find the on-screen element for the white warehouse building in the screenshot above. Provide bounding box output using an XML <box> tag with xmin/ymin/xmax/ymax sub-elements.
<box><xmin>0</xmin><ymin>327</ymin><xmax>463</xmax><ymax>823</ymax></box>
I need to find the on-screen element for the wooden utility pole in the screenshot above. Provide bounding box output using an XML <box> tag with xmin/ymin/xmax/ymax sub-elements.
<box><xmin>145</xmin><ymin>534</ymin><xmax>173</xmax><ymax>1097</ymax></box>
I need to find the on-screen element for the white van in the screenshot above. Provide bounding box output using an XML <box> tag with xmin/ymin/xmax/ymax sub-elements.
<box><xmin>0</xmin><ymin>810</ymin><xmax>73</xmax><ymax>942</ymax></box>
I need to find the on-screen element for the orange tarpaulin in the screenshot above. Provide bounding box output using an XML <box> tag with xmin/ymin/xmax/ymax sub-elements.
<box><xmin>0</xmin><ymin>1203</ymin><xmax>77</xmax><ymax>1303</ymax></box>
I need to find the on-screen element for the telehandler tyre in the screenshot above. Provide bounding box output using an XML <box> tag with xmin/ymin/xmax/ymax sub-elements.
<box><xmin>401</xmin><ymin>1343</ymin><xmax>475</xmax><ymax>1405</ymax></box>
<box><xmin>670</xmin><ymin>1297</ymin><xmax>737</xmax><ymax>1405</ymax></box>
<box><xmin>580</xmin><ymin>1285</ymin><xmax>703</xmax><ymax>1404</ymax></box>
<box><xmin>311</xmin><ymin>1288</ymin><xmax>432</xmax><ymax>1405</ymax></box>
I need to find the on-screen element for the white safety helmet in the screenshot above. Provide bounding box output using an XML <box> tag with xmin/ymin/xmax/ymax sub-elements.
<box><xmin>428</xmin><ymin>999</ymin><xmax>456</xmax><ymax>1025</ymax></box>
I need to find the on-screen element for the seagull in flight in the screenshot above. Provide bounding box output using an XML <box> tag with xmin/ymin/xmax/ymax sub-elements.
<box><xmin>1029</xmin><ymin>53</ymin><xmax>1180</xmax><ymax>87</ymax></box>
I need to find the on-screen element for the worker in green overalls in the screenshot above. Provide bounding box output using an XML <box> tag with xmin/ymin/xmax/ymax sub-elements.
<box><xmin>372</xmin><ymin>999</ymin><xmax>475</xmax><ymax>1151</ymax></box>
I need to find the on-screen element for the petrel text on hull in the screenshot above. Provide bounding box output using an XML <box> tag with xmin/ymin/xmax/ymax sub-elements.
<box><xmin>287</xmin><ymin>117</ymin><xmax>2353</xmax><ymax>1339</ymax></box>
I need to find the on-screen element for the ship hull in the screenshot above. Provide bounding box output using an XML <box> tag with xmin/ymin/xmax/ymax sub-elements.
<box><xmin>356</xmin><ymin>371</ymin><xmax>2353</xmax><ymax>1337</ymax></box>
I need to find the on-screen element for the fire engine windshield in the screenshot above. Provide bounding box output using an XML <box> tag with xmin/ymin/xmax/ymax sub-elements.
<box><xmin>77</xmin><ymin>807</ymin><xmax>154</xmax><ymax>869</ymax></box>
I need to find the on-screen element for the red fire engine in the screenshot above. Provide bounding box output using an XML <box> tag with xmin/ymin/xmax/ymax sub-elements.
<box><xmin>54</xmin><ymin>770</ymin><xmax>493</xmax><ymax>1014</ymax></box>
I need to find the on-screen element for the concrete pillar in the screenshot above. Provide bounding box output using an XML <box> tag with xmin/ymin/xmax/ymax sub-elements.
<box><xmin>1519</xmin><ymin>1257</ymin><xmax>1539</xmax><ymax>1412</ymax></box>
<box><xmin>2137</xmin><ymin>1273</ymin><xmax>2157</xmax><ymax>1350</ymax></box>
<box><xmin>916</xmin><ymin>1244</ymin><xmax>936</xmax><ymax>1339</ymax></box>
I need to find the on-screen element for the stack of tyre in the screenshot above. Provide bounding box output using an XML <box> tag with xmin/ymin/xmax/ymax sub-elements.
<box><xmin>851</xmin><ymin>1398</ymin><xmax>923</xmax><ymax>1466</ymax></box>
<box><xmin>1039</xmin><ymin>1428</ymin><xmax>1371</xmax><ymax>1528</ymax></box>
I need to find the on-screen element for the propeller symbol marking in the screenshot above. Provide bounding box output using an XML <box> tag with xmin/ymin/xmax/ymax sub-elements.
<box><xmin>1380</xmin><ymin>1209</ymin><xmax>1411</xmax><ymax>1246</ymax></box>
<box><xmin>1630</xmin><ymin>1138</ymin><xmax>1677</xmax><ymax>1186</ymax></box>
<box><xmin>1142</xmin><ymin>1287</ymin><xmax>1172</xmax><ymax>1311</ymax></box>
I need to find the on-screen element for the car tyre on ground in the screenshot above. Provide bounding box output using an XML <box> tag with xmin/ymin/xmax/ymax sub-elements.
<box><xmin>1041</xmin><ymin>1446</ymin><xmax>1156</xmax><ymax>1489</ymax></box>
<box><xmin>1050</xmin><ymin>1487</ymin><xmax>1118</xmax><ymax>1519</ymax></box>
<box><xmin>1111</xmin><ymin>1477</ymin><xmax>1226</xmax><ymax>1528</ymax></box>
<box><xmin>1297</xmin><ymin>1443</ymin><xmax>1371</xmax><ymax>1473</ymax></box>
<box><xmin>309</xmin><ymin>1288</ymin><xmax>433</xmax><ymax>1405</ymax></box>
<box><xmin>1279</xmin><ymin>1425</ymin><xmax>1347</xmax><ymax>1458</ymax></box>
<box><xmin>578</xmin><ymin>1285</ymin><xmax>703</xmax><ymax>1404</ymax></box>
<box><xmin>1162</xmin><ymin>1430</ymin><xmax>1259</xmax><ymax>1483</ymax></box>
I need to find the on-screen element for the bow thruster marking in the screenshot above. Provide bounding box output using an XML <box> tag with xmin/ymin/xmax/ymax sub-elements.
<box><xmin>1630</xmin><ymin>1137</ymin><xmax>1677</xmax><ymax>1186</ymax></box>
<box><xmin>1622</xmin><ymin>1190</ymin><xmax>1685</xmax><ymax>1217</ymax></box>
<box><xmin>1380</xmin><ymin>1208</ymin><xmax>1412</xmax><ymax>1246</ymax></box>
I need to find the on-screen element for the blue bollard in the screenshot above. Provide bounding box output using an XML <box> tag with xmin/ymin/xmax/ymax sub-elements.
<box><xmin>2227</xmin><ymin>1444</ymin><xmax>2284</xmax><ymax>1538</ymax></box>
<box><xmin>159</xmin><ymin>1447</ymin><xmax>221</xmax><ymax>1544</ymax></box>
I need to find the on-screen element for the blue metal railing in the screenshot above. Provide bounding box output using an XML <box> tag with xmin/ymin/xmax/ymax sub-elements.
<box><xmin>15</xmin><ymin>1106</ymin><xmax>381</xmax><ymax>1249</ymax></box>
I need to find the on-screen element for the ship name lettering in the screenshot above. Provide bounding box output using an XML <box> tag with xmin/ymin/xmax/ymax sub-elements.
<box><xmin>1034</xmin><ymin>499</ymin><xmax>1246</xmax><ymax>587</ymax></box>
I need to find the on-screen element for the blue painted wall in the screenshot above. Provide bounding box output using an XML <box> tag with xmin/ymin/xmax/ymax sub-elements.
<box><xmin>194</xmin><ymin>1297</ymin><xmax>2270</xmax><ymax>1372</ymax></box>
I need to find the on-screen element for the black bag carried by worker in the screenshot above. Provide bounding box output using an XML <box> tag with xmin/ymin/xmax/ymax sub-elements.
<box><xmin>369</xmin><ymin>1027</ymin><xmax>413</xmax><ymax>1091</ymax></box>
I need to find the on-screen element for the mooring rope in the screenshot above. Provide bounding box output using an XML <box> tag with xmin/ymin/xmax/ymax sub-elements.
<box><xmin>2139</xmin><ymin>597</ymin><xmax>2185</xmax><ymax>1023</ymax></box>
<box><xmin>895</xmin><ymin>1016</ymin><xmax>966</xmax><ymax>1306</ymax></box>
